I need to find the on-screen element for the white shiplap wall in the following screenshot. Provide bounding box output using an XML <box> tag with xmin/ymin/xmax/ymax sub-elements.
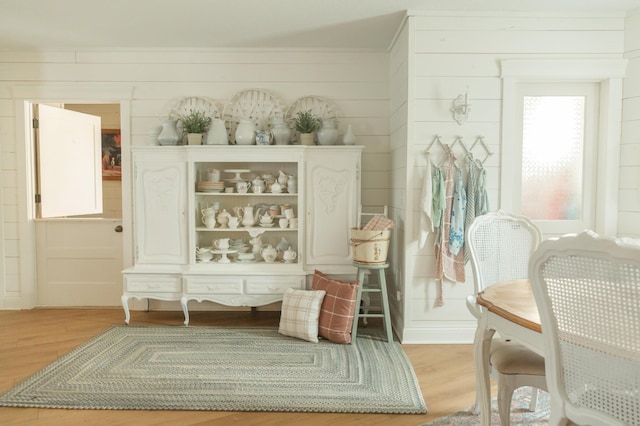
<box><xmin>0</xmin><ymin>49</ymin><xmax>391</xmax><ymax>308</ymax></box>
<box><xmin>620</xmin><ymin>10</ymin><xmax>640</xmax><ymax>238</ymax></box>
<box><xmin>397</xmin><ymin>12</ymin><xmax>628</xmax><ymax>343</ymax></box>
<box><xmin>388</xmin><ymin>18</ymin><xmax>411</xmax><ymax>337</ymax></box>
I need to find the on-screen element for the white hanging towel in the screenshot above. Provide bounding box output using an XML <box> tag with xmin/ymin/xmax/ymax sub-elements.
<box><xmin>419</xmin><ymin>154</ymin><xmax>434</xmax><ymax>249</ymax></box>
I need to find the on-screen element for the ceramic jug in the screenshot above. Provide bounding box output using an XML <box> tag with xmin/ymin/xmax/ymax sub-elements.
<box><xmin>261</xmin><ymin>244</ymin><xmax>279</xmax><ymax>263</ymax></box>
<box><xmin>286</xmin><ymin>175</ymin><xmax>297</xmax><ymax>194</ymax></box>
<box><xmin>205</xmin><ymin>118</ymin><xmax>228</xmax><ymax>145</ymax></box>
<box><xmin>271</xmin><ymin>117</ymin><xmax>291</xmax><ymax>145</ymax></box>
<box><xmin>317</xmin><ymin>118</ymin><xmax>339</xmax><ymax>145</ymax></box>
<box><xmin>256</xmin><ymin>130</ymin><xmax>273</xmax><ymax>145</ymax></box>
<box><xmin>283</xmin><ymin>246</ymin><xmax>297</xmax><ymax>263</ymax></box>
<box><xmin>157</xmin><ymin>119</ymin><xmax>180</xmax><ymax>146</ymax></box>
<box><xmin>235</xmin><ymin>119</ymin><xmax>255</xmax><ymax>145</ymax></box>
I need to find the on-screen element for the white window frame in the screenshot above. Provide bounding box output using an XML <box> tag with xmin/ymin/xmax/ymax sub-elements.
<box><xmin>500</xmin><ymin>59</ymin><xmax>627</xmax><ymax>237</ymax></box>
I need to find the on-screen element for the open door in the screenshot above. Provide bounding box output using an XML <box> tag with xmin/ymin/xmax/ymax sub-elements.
<box><xmin>37</xmin><ymin>104</ymin><xmax>103</xmax><ymax>217</ymax></box>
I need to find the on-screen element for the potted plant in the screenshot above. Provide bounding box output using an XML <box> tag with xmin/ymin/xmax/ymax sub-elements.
<box><xmin>178</xmin><ymin>109</ymin><xmax>212</xmax><ymax>145</ymax></box>
<box><xmin>293</xmin><ymin>110</ymin><xmax>320</xmax><ymax>146</ymax></box>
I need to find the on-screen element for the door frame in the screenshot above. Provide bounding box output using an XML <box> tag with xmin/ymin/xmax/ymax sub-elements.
<box><xmin>12</xmin><ymin>84</ymin><xmax>133</xmax><ymax>308</ymax></box>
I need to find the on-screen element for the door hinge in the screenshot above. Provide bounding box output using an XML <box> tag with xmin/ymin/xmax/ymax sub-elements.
<box><xmin>35</xmin><ymin>193</ymin><xmax>41</xmax><ymax>203</ymax></box>
<box><xmin>32</xmin><ymin>118</ymin><xmax>39</xmax><ymax>129</ymax></box>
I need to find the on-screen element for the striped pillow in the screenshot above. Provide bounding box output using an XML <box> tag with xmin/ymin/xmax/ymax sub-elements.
<box><xmin>278</xmin><ymin>288</ymin><xmax>326</xmax><ymax>343</ymax></box>
<box><xmin>312</xmin><ymin>270</ymin><xmax>359</xmax><ymax>344</ymax></box>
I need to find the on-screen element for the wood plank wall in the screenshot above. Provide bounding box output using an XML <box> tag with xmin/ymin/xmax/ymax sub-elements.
<box><xmin>0</xmin><ymin>49</ymin><xmax>391</xmax><ymax>308</ymax></box>
<box><xmin>620</xmin><ymin>10</ymin><xmax>640</xmax><ymax>238</ymax></box>
<box><xmin>396</xmin><ymin>12</ymin><xmax>630</xmax><ymax>343</ymax></box>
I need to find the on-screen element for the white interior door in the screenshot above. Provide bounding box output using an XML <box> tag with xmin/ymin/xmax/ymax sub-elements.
<box><xmin>35</xmin><ymin>103</ymin><xmax>122</xmax><ymax>307</ymax></box>
<box><xmin>37</xmin><ymin>104</ymin><xmax>103</xmax><ymax>217</ymax></box>
<box><xmin>36</xmin><ymin>219</ymin><xmax>123</xmax><ymax>307</ymax></box>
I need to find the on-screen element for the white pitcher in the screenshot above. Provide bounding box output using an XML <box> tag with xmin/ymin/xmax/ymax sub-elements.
<box><xmin>205</xmin><ymin>118</ymin><xmax>228</xmax><ymax>145</ymax></box>
<box><xmin>235</xmin><ymin>119</ymin><xmax>255</xmax><ymax>145</ymax></box>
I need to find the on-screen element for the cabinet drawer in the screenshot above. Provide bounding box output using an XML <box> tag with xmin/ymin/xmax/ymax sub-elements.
<box><xmin>124</xmin><ymin>275</ymin><xmax>181</xmax><ymax>293</ymax></box>
<box><xmin>245</xmin><ymin>276</ymin><xmax>305</xmax><ymax>295</ymax></box>
<box><xmin>185</xmin><ymin>276</ymin><xmax>243</xmax><ymax>294</ymax></box>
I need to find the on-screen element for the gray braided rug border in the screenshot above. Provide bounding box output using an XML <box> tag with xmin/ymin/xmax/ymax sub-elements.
<box><xmin>0</xmin><ymin>326</ymin><xmax>427</xmax><ymax>413</ymax></box>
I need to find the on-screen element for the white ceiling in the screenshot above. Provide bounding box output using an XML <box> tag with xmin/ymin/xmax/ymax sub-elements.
<box><xmin>1</xmin><ymin>0</ymin><xmax>639</xmax><ymax>50</ymax></box>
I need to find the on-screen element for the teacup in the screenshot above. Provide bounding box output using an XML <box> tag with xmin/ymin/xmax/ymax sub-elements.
<box><xmin>279</xmin><ymin>218</ymin><xmax>289</xmax><ymax>228</ymax></box>
<box><xmin>202</xmin><ymin>207</ymin><xmax>216</xmax><ymax>217</ymax></box>
<box><xmin>214</xmin><ymin>238</ymin><xmax>230</xmax><ymax>250</ymax></box>
<box><xmin>202</xmin><ymin>216</ymin><xmax>216</xmax><ymax>229</ymax></box>
<box><xmin>196</xmin><ymin>251</ymin><xmax>213</xmax><ymax>262</ymax></box>
<box><xmin>283</xmin><ymin>208</ymin><xmax>295</xmax><ymax>219</ymax></box>
<box><xmin>236</xmin><ymin>181</ymin><xmax>251</xmax><ymax>193</ymax></box>
<box><xmin>289</xmin><ymin>218</ymin><xmax>299</xmax><ymax>229</ymax></box>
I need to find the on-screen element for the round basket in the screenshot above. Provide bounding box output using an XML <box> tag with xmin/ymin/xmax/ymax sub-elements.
<box><xmin>350</xmin><ymin>228</ymin><xmax>391</xmax><ymax>264</ymax></box>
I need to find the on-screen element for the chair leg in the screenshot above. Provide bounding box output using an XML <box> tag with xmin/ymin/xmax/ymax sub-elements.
<box><xmin>497</xmin><ymin>375</ymin><xmax>516</xmax><ymax>426</ymax></box>
<box><xmin>527</xmin><ymin>387</ymin><xmax>539</xmax><ymax>411</ymax></box>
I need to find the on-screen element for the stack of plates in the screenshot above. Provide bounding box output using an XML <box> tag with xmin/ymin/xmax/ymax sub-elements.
<box><xmin>197</xmin><ymin>181</ymin><xmax>225</xmax><ymax>192</ymax></box>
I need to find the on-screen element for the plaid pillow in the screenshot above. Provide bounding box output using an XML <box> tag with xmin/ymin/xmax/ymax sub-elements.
<box><xmin>311</xmin><ymin>270</ymin><xmax>359</xmax><ymax>344</ymax></box>
<box><xmin>278</xmin><ymin>288</ymin><xmax>326</xmax><ymax>343</ymax></box>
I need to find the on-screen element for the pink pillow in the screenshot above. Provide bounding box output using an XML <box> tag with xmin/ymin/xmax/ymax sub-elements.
<box><xmin>311</xmin><ymin>270</ymin><xmax>359</xmax><ymax>344</ymax></box>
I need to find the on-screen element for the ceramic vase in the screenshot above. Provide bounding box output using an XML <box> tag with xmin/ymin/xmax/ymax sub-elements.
<box><xmin>205</xmin><ymin>118</ymin><xmax>228</xmax><ymax>145</ymax></box>
<box><xmin>343</xmin><ymin>124</ymin><xmax>357</xmax><ymax>145</ymax></box>
<box><xmin>317</xmin><ymin>118</ymin><xmax>339</xmax><ymax>145</ymax></box>
<box><xmin>235</xmin><ymin>119</ymin><xmax>255</xmax><ymax>145</ymax></box>
<box><xmin>271</xmin><ymin>117</ymin><xmax>291</xmax><ymax>145</ymax></box>
<box><xmin>157</xmin><ymin>119</ymin><xmax>180</xmax><ymax>146</ymax></box>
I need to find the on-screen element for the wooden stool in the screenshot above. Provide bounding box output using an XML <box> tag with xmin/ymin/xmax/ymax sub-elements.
<box><xmin>351</xmin><ymin>262</ymin><xmax>393</xmax><ymax>343</ymax></box>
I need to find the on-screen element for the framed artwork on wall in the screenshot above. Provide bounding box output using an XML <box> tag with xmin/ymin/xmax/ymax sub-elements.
<box><xmin>101</xmin><ymin>129</ymin><xmax>121</xmax><ymax>180</ymax></box>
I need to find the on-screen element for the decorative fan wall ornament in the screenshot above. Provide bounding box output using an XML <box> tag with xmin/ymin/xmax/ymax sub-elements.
<box><xmin>222</xmin><ymin>89</ymin><xmax>284</xmax><ymax>144</ymax></box>
<box><xmin>285</xmin><ymin>96</ymin><xmax>339</xmax><ymax>144</ymax></box>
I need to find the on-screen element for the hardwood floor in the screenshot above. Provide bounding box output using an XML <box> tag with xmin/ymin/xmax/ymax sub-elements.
<box><xmin>0</xmin><ymin>308</ymin><xmax>488</xmax><ymax>426</ymax></box>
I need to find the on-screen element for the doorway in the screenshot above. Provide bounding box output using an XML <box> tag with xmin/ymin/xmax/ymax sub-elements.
<box><xmin>33</xmin><ymin>103</ymin><xmax>124</xmax><ymax>307</ymax></box>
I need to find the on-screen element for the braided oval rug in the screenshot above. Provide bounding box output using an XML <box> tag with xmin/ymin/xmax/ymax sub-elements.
<box><xmin>0</xmin><ymin>326</ymin><xmax>427</xmax><ymax>413</ymax></box>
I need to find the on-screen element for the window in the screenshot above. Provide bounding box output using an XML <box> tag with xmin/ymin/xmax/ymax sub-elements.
<box><xmin>500</xmin><ymin>59</ymin><xmax>627</xmax><ymax>237</ymax></box>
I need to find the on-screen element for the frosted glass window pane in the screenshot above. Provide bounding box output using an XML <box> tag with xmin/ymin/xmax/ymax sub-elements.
<box><xmin>521</xmin><ymin>96</ymin><xmax>584</xmax><ymax>220</ymax></box>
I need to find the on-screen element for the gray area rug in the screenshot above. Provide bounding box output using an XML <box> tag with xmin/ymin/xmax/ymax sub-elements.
<box><xmin>0</xmin><ymin>326</ymin><xmax>427</xmax><ymax>413</ymax></box>
<box><xmin>423</xmin><ymin>387</ymin><xmax>549</xmax><ymax>425</ymax></box>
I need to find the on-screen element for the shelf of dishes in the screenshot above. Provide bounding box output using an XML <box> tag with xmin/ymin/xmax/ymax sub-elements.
<box><xmin>195</xmin><ymin>236</ymin><xmax>297</xmax><ymax>264</ymax></box>
<box><xmin>198</xmin><ymin>202</ymin><xmax>298</xmax><ymax>230</ymax></box>
<box><xmin>195</xmin><ymin>167</ymin><xmax>298</xmax><ymax>195</ymax></box>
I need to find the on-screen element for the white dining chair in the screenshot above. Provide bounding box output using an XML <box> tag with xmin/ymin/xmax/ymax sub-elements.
<box><xmin>529</xmin><ymin>230</ymin><xmax>640</xmax><ymax>426</ymax></box>
<box><xmin>466</xmin><ymin>210</ymin><xmax>547</xmax><ymax>425</ymax></box>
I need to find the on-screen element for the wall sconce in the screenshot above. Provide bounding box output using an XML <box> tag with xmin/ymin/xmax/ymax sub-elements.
<box><xmin>451</xmin><ymin>91</ymin><xmax>470</xmax><ymax>125</ymax></box>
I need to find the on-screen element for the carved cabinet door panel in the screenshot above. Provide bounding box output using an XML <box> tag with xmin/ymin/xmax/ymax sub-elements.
<box><xmin>133</xmin><ymin>150</ymin><xmax>188</xmax><ymax>265</ymax></box>
<box><xmin>304</xmin><ymin>148</ymin><xmax>361</xmax><ymax>267</ymax></box>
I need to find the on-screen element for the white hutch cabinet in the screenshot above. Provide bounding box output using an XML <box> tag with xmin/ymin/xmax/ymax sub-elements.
<box><xmin>122</xmin><ymin>145</ymin><xmax>362</xmax><ymax>324</ymax></box>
